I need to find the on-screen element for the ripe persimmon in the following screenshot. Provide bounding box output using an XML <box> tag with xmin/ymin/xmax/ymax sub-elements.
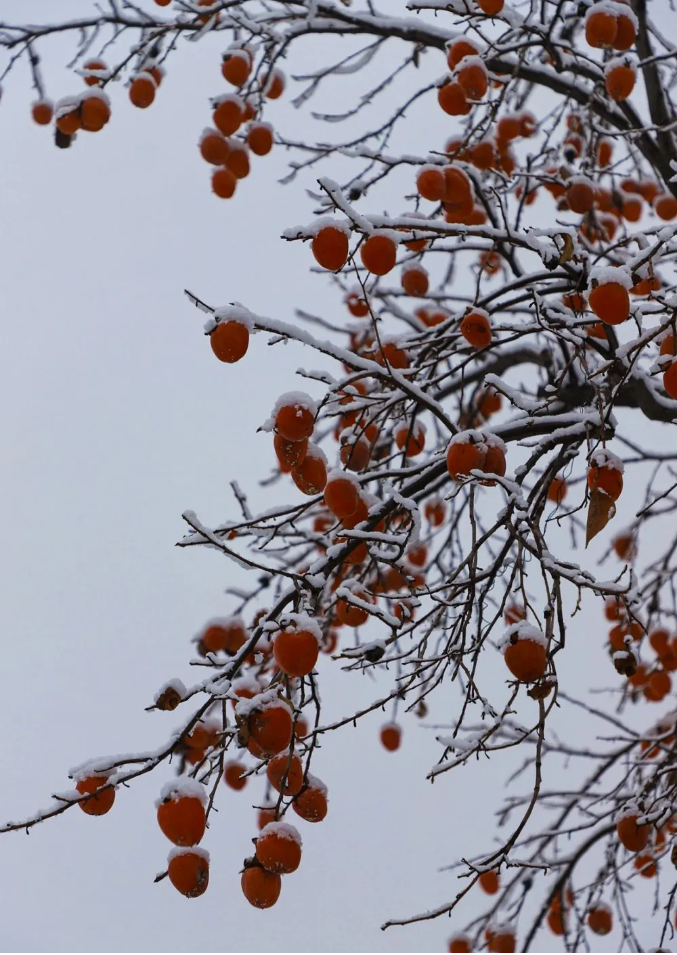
<box><xmin>256</xmin><ymin>822</ymin><xmax>302</xmax><ymax>873</ymax></box>
<box><xmin>275</xmin><ymin>397</ymin><xmax>315</xmax><ymax>442</ymax></box>
<box><xmin>664</xmin><ymin>360</ymin><xmax>677</xmax><ymax>399</ymax></box>
<box><xmin>460</xmin><ymin>309</ymin><xmax>491</xmax><ymax>349</ymax></box>
<box><xmin>477</xmin><ymin>0</ymin><xmax>504</xmax><ymax>13</ymax></box>
<box><xmin>211</xmin><ymin>166</ymin><xmax>237</xmax><ymax>199</ymax></box>
<box><xmin>223</xmin><ymin>761</ymin><xmax>248</xmax><ymax>791</ymax></box>
<box><xmin>587</xmin><ymin>463</ymin><xmax>623</xmax><ymax>501</ymax></box>
<box><xmin>273</xmin><ymin>622</ymin><xmax>319</xmax><ymax>677</ymax></box>
<box><xmin>157</xmin><ymin>787</ymin><xmax>206</xmax><ymax>846</ymax></box>
<box><xmin>248</xmin><ymin>698</ymin><xmax>293</xmax><ymax>755</ymax></box>
<box><xmin>324</xmin><ymin>473</ymin><xmax>360</xmax><ymax>520</ymax></box>
<box><xmin>447</xmin><ymin>38</ymin><xmax>479</xmax><ymax>69</ymax></box>
<box><xmin>291</xmin><ymin>446</ymin><xmax>327</xmax><ymax>494</ymax></box>
<box><xmin>56</xmin><ymin>105</ymin><xmax>81</xmax><ymax>136</ymax></box>
<box><xmin>605</xmin><ymin>62</ymin><xmax>635</xmax><ymax>101</ymax></box>
<box><xmin>167</xmin><ymin>847</ymin><xmax>209</xmax><ymax>898</ymax></box>
<box><xmin>346</xmin><ymin>292</ymin><xmax>369</xmax><ymax>317</ymax></box>
<box><xmin>31</xmin><ymin>100</ymin><xmax>53</xmax><ymax>125</ymax></box>
<box><xmin>438</xmin><ymin>80</ymin><xmax>471</xmax><ymax>116</ymax></box>
<box><xmin>456</xmin><ymin>59</ymin><xmax>488</xmax><ymax>101</ymax></box>
<box><xmin>548</xmin><ymin>477</ymin><xmax>567</xmax><ymax>504</ymax></box>
<box><xmin>424</xmin><ymin>497</ymin><xmax>446</xmax><ymax>526</ymax></box>
<box><xmin>266</xmin><ymin>752</ymin><xmax>304</xmax><ymax>796</ymax></box>
<box><xmin>417</xmin><ymin>165</ymin><xmax>446</xmax><ymax>201</ymax></box>
<box><xmin>479</xmin><ymin>870</ymin><xmax>500</xmax><ymax>894</ymax></box>
<box><xmin>221</xmin><ymin>50</ymin><xmax>251</xmax><ymax>87</ymax></box>
<box><xmin>360</xmin><ymin>233</ymin><xmax>397</xmax><ymax>275</ymax></box>
<box><xmin>210</xmin><ymin>320</ymin><xmax>249</xmax><ymax>362</ymax></box>
<box><xmin>503</xmin><ymin>627</ymin><xmax>547</xmax><ymax>682</ymax></box>
<box><xmin>292</xmin><ymin>776</ymin><xmax>328</xmax><ymax>822</ymax></box>
<box><xmin>395</xmin><ymin>420</ymin><xmax>426</xmax><ymax>457</ymax></box>
<box><xmin>213</xmin><ymin>96</ymin><xmax>242</xmax><ymax>136</ymax></box>
<box><xmin>616</xmin><ymin>812</ymin><xmax>651</xmax><ymax>852</ymax></box>
<box><xmin>401</xmin><ymin>264</ymin><xmax>429</xmax><ymax>297</ymax></box>
<box><xmin>480</xmin><ymin>443</ymin><xmax>506</xmax><ymax>486</ymax></box>
<box><xmin>336</xmin><ymin>589</ymin><xmax>370</xmax><ymax>627</ymax></box>
<box><xmin>200</xmin><ymin>130</ymin><xmax>229</xmax><ymax>165</ymax></box>
<box><xmin>265</xmin><ymin>69</ymin><xmax>285</xmax><ymax>99</ymax></box>
<box><xmin>567</xmin><ymin>178</ymin><xmax>595</xmax><ymax>213</ymax></box>
<box><xmin>79</xmin><ymin>94</ymin><xmax>110</xmax><ymax>132</ymax></box>
<box><xmin>587</xmin><ymin>905</ymin><xmax>612</xmax><ymax>935</ymax></box>
<box><xmin>226</xmin><ymin>142</ymin><xmax>250</xmax><ymax>179</ymax></box>
<box><xmin>129</xmin><ymin>73</ymin><xmax>156</xmax><ymax>108</ymax></box>
<box><xmin>312</xmin><ymin>224</ymin><xmax>349</xmax><ymax>272</ymax></box>
<box><xmin>380</xmin><ymin>723</ymin><xmax>401</xmax><ymax>751</ymax></box>
<box><xmin>446</xmin><ymin>436</ymin><xmax>486</xmax><ymax>480</ymax></box>
<box><xmin>613</xmin><ymin>12</ymin><xmax>636</xmax><ymax>49</ymax></box>
<box><xmin>448</xmin><ymin>936</ymin><xmax>471</xmax><ymax>953</ymax></box>
<box><xmin>275</xmin><ymin>434</ymin><xmax>307</xmax><ymax>471</ymax></box>
<box><xmin>76</xmin><ymin>774</ymin><xmax>115</xmax><ymax>816</ymax></box>
<box><xmin>247</xmin><ymin>122</ymin><xmax>274</xmax><ymax>156</ymax></box>
<box><xmin>589</xmin><ymin>280</ymin><xmax>630</xmax><ymax>324</ymax></box>
<box><xmin>241</xmin><ymin>862</ymin><xmax>281</xmax><ymax>908</ymax></box>
<box><xmin>82</xmin><ymin>59</ymin><xmax>107</xmax><ymax>86</ymax></box>
<box><xmin>585</xmin><ymin>8</ymin><xmax>618</xmax><ymax>48</ymax></box>
<box><xmin>655</xmin><ymin>194</ymin><xmax>677</xmax><ymax>221</ymax></box>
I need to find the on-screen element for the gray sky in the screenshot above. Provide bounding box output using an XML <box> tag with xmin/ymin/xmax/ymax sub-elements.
<box><xmin>0</xmin><ymin>2</ymin><xmax>669</xmax><ymax>952</ymax></box>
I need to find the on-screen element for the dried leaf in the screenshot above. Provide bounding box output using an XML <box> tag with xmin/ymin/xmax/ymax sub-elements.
<box><xmin>586</xmin><ymin>488</ymin><xmax>616</xmax><ymax>546</ymax></box>
<box><xmin>528</xmin><ymin>679</ymin><xmax>555</xmax><ymax>701</ymax></box>
<box><xmin>559</xmin><ymin>233</ymin><xmax>575</xmax><ymax>264</ymax></box>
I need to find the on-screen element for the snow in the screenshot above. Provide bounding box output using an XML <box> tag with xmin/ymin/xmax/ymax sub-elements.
<box><xmin>258</xmin><ymin>820</ymin><xmax>303</xmax><ymax>846</ymax></box>
<box><xmin>234</xmin><ymin>688</ymin><xmax>290</xmax><ymax>721</ymax></box>
<box><xmin>211</xmin><ymin>92</ymin><xmax>243</xmax><ymax>108</ymax></box>
<box><xmin>168</xmin><ymin>845</ymin><xmax>210</xmax><ymax>863</ymax></box>
<box><xmin>498</xmin><ymin>621</ymin><xmax>547</xmax><ymax>652</ymax></box>
<box><xmin>326</xmin><ymin>467</ymin><xmax>361</xmax><ymax>488</ymax></box>
<box><xmin>589</xmin><ymin>447</ymin><xmax>624</xmax><ymax>473</ymax></box>
<box><xmin>304</xmin><ymin>773</ymin><xmax>328</xmax><ymax>796</ymax></box>
<box><xmin>211</xmin><ymin>304</ymin><xmax>255</xmax><ymax>332</ymax></box>
<box><xmin>157</xmin><ymin>777</ymin><xmax>207</xmax><ymax>807</ymax></box>
<box><xmin>276</xmin><ymin>612</ymin><xmax>322</xmax><ymax>643</ymax></box>
<box><xmin>448</xmin><ymin>428</ymin><xmax>487</xmax><ymax>449</ymax></box>
<box><xmin>588</xmin><ymin>264</ymin><xmax>633</xmax><ymax>291</ymax></box>
<box><xmin>303</xmin><ymin>216</ymin><xmax>352</xmax><ymax>238</ymax></box>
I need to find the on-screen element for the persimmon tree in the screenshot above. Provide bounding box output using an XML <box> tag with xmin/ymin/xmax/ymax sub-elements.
<box><xmin>3</xmin><ymin>0</ymin><xmax>677</xmax><ymax>950</ymax></box>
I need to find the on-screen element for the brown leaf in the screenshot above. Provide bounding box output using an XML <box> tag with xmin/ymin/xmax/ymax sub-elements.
<box><xmin>558</xmin><ymin>233</ymin><xmax>575</xmax><ymax>264</ymax></box>
<box><xmin>586</xmin><ymin>488</ymin><xmax>616</xmax><ymax>546</ymax></box>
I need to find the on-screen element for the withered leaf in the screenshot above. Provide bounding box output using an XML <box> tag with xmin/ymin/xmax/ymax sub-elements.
<box><xmin>586</xmin><ymin>487</ymin><xmax>616</xmax><ymax>546</ymax></box>
<box><xmin>559</xmin><ymin>233</ymin><xmax>575</xmax><ymax>264</ymax></box>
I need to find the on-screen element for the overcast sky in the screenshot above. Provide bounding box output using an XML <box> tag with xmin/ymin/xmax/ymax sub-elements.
<box><xmin>0</xmin><ymin>2</ymin><xmax>671</xmax><ymax>952</ymax></box>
